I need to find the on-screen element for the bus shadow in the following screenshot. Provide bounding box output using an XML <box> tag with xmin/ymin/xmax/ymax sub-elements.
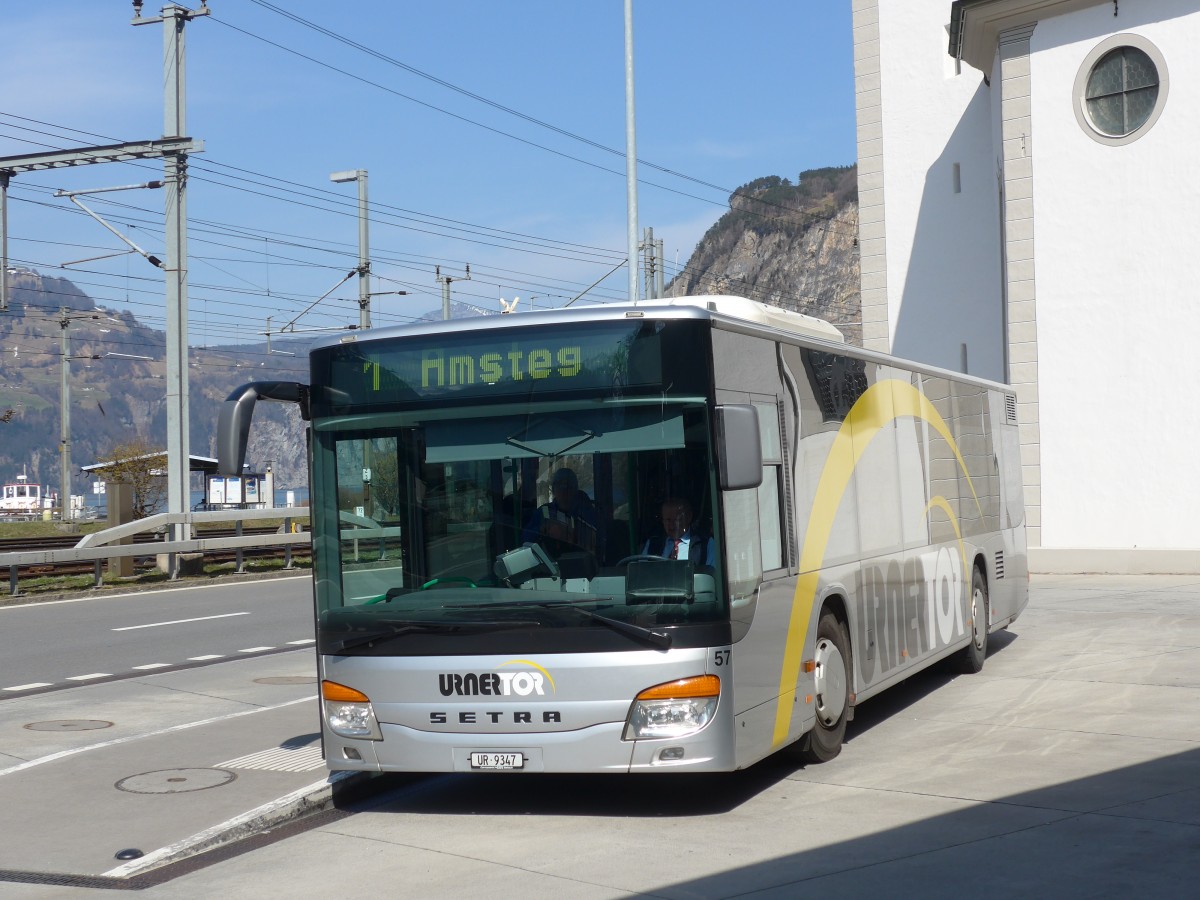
<box><xmin>344</xmin><ymin>752</ymin><xmax>807</xmax><ymax>819</ymax></box>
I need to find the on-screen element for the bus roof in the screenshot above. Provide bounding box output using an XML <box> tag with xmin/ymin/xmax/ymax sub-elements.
<box><xmin>312</xmin><ymin>295</ymin><xmax>844</xmax><ymax>350</ymax></box>
<box><xmin>633</xmin><ymin>295</ymin><xmax>844</xmax><ymax>342</ymax></box>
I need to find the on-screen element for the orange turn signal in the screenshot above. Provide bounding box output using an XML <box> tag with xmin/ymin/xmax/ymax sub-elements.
<box><xmin>322</xmin><ymin>680</ymin><xmax>370</xmax><ymax>703</ymax></box>
<box><xmin>635</xmin><ymin>675</ymin><xmax>720</xmax><ymax>701</ymax></box>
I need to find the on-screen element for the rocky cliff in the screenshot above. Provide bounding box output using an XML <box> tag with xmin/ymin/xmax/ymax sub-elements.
<box><xmin>666</xmin><ymin>166</ymin><xmax>861</xmax><ymax>345</ymax></box>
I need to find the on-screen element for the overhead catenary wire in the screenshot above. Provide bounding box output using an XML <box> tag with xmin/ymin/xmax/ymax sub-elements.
<box><xmin>1</xmin><ymin>111</ymin><xmax>859</xmax><ymax>296</ymax></box>
<box><xmin>1</xmin><ymin>105</ymin><xmax>857</xmax><ymax>342</ymax></box>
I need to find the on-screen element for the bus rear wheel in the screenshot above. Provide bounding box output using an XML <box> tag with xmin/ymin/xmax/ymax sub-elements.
<box><xmin>952</xmin><ymin>567</ymin><xmax>989</xmax><ymax>674</ymax></box>
<box><xmin>795</xmin><ymin>610</ymin><xmax>850</xmax><ymax>764</ymax></box>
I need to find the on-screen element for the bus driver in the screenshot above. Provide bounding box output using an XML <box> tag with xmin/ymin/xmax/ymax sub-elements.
<box><xmin>641</xmin><ymin>497</ymin><xmax>714</xmax><ymax>565</ymax></box>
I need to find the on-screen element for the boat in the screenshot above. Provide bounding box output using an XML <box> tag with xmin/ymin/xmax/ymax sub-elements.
<box><xmin>0</xmin><ymin>471</ymin><xmax>57</xmax><ymax>518</ymax></box>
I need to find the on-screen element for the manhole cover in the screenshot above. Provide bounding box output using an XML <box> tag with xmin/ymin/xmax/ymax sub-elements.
<box><xmin>24</xmin><ymin>719</ymin><xmax>114</xmax><ymax>732</ymax></box>
<box><xmin>254</xmin><ymin>676</ymin><xmax>317</xmax><ymax>685</ymax></box>
<box><xmin>115</xmin><ymin>768</ymin><xmax>237</xmax><ymax>794</ymax></box>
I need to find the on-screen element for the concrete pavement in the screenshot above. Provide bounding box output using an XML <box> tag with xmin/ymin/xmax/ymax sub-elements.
<box><xmin>2</xmin><ymin>575</ymin><xmax>1199</xmax><ymax>898</ymax></box>
<box><xmin>0</xmin><ymin>651</ymin><xmax>346</xmax><ymax>885</ymax></box>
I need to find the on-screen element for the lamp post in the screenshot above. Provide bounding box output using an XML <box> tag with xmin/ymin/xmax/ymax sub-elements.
<box><xmin>330</xmin><ymin>169</ymin><xmax>370</xmax><ymax>330</ymax></box>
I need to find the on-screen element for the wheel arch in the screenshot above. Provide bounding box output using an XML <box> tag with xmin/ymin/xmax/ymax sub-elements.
<box><xmin>972</xmin><ymin>551</ymin><xmax>990</xmax><ymax>629</ymax></box>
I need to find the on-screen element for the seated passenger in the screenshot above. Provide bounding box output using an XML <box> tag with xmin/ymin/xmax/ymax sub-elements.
<box><xmin>641</xmin><ymin>497</ymin><xmax>714</xmax><ymax>565</ymax></box>
<box><xmin>522</xmin><ymin>467</ymin><xmax>599</xmax><ymax>558</ymax></box>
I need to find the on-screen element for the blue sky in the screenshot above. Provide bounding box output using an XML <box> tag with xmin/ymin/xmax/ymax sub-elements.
<box><xmin>0</xmin><ymin>1</ymin><xmax>856</xmax><ymax>346</ymax></box>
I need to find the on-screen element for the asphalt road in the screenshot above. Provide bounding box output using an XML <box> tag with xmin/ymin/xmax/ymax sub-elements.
<box><xmin>0</xmin><ymin>576</ymin><xmax>314</xmax><ymax>694</ymax></box>
<box><xmin>1</xmin><ymin>573</ymin><xmax>1197</xmax><ymax>898</ymax></box>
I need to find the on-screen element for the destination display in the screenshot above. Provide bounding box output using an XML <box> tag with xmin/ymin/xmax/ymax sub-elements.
<box><xmin>313</xmin><ymin>320</ymin><xmax>707</xmax><ymax>409</ymax></box>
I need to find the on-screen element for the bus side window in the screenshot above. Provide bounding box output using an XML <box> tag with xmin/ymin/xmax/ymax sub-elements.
<box><xmin>753</xmin><ymin>400</ymin><xmax>786</xmax><ymax>572</ymax></box>
<box><xmin>723</xmin><ymin>488</ymin><xmax>763</xmax><ymax>604</ymax></box>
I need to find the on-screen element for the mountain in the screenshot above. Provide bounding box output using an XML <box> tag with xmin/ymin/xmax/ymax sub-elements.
<box><xmin>665</xmin><ymin>165</ymin><xmax>861</xmax><ymax>345</ymax></box>
<box><xmin>0</xmin><ymin>268</ymin><xmax>311</xmax><ymax>493</ymax></box>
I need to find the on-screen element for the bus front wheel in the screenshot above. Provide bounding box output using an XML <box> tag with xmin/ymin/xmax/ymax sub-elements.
<box><xmin>796</xmin><ymin>610</ymin><xmax>850</xmax><ymax>764</ymax></box>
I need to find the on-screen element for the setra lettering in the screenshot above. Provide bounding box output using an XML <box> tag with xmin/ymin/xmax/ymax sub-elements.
<box><xmin>428</xmin><ymin>710</ymin><xmax>563</xmax><ymax>725</ymax></box>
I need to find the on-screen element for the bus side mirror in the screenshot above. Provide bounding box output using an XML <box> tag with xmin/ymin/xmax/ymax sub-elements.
<box><xmin>716</xmin><ymin>404</ymin><xmax>762</xmax><ymax>491</ymax></box>
<box><xmin>217</xmin><ymin>381</ymin><xmax>308</xmax><ymax>476</ymax></box>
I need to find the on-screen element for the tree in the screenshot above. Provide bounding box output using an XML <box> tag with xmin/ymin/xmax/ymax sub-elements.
<box><xmin>96</xmin><ymin>436</ymin><xmax>169</xmax><ymax>519</ymax></box>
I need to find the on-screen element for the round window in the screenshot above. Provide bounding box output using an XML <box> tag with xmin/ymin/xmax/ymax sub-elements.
<box><xmin>1085</xmin><ymin>47</ymin><xmax>1158</xmax><ymax>136</ymax></box>
<box><xmin>1074</xmin><ymin>35</ymin><xmax>1168</xmax><ymax>146</ymax></box>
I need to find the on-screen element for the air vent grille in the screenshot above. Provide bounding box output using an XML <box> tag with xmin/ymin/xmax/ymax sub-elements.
<box><xmin>995</xmin><ymin>550</ymin><xmax>1005</xmax><ymax>579</ymax></box>
<box><xmin>1005</xmin><ymin>394</ymin><xmax>1018</xmax><ymax>424</ymax></box>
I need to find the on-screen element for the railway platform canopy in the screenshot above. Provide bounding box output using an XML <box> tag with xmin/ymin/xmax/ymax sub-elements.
<box><xmin>80</xmin><ymin>453</ymin><xmax>221</xmax><ymax>481</ymax></box>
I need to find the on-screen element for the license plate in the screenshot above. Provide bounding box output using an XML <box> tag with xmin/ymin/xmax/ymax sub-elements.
<box><xmin>469</xmin><ymin>752</ymin><xmax>524</xmax><ymax>770</ymax></box>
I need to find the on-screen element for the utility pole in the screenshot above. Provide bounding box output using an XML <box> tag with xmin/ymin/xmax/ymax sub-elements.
<box><xmin>0</xmin><ymin>172</ymin><xmax>8</xmax><ymax>311</ymax></box>
<box><xmin>436</xmin><ymin>264</ymin><xmax>471</xmax><ymax>321</ymax></box>
<box><xmin>656</xmin><ymin>236</ymin><xmax>664</xmax><ymax>299</ymax></box>
<box><xmin>330</xmin><ymin>169</ymin><xmax>370</xmax><ymax>329</ymax></box>
<box><xmin>624</xmin><ymin>0</ymin><xmax>640</xmax><ymax>303</ymax></box>
<box><xmin>0</xmin><ymin>3</ymin><xmax>206</xmax><ymax>544</ymax></box>
<box><xmin>59</xmin><ymin>309</ymin><xmax>72</xmax><ymax>523</ymax></box>
<box><xmin>133</xmin><ymin>0</ymin><xmax>210</xmax><ymax>557</ymax></box>
<box><xmin>643</xmin><ymin>227</ymin><xmax>655</xmax><ymax>300</ymax></box>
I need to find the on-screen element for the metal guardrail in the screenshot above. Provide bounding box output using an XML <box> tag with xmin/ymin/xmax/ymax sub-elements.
<box><xmin>1</xmin><ymin>507</ymin><xmax>312</xmax><ymax>596</ymax></box>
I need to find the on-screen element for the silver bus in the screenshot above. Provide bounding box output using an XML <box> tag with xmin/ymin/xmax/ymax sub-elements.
<box><xmin>218</xmin><ymin>295</ymin><xmax>1027</xmax><ymax>773</ymax></box>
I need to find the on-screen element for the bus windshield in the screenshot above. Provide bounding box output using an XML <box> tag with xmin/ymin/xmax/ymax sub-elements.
<box><xmin>312</xmin><ymin>398</ymin><xmax>726</xmax><ymax>655</ymax></box>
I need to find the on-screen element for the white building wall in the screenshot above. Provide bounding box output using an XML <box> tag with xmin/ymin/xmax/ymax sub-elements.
<box><xmin>1030</xmin><ymin>3</ymin><xmax>1200</xmax><ymax>549</ymax></box>
<box><xmin>876</xmin><ymin>2</ymin><xmax>1005</xmax><ymax>381</ymax></box>
<box><xmin>863</xmin><ymin>0</ymin><xmax>1200</xmax><ymax>567</ymax></box>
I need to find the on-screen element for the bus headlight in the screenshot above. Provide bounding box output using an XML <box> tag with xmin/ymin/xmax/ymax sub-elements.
<box><xmin>623</xmin><ymin>675</ymin><xmax>720</xmax><ymax>741</ymax></box>
<box><xmin>322</xmin><ymin>680</ymin><xmax>382</xmax><ymax>740</ymax></box>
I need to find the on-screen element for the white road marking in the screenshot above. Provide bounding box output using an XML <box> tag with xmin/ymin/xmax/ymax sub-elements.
<box><xmin>112</xmin><ymin>612</ymin><xmax>250</xmax><ymax>631</ymax></box>
<box><xmin>0</xmin><ymin>574</ymin><xmax>311</xmax><ymax>611</ymax></box>
<box><xmin>0</xmin><ymin>644</ymin><xmax>312</xmax><ymax>698</ymax></box>
<box><xmin>0</xmin><ymin>696</ymin><xmax>315</xmax><ymax>779</ymax></box>
<box><xmin>217</xmin><ymin>744</ymin><xmax>324</xmax><ymax>772</ymax></box>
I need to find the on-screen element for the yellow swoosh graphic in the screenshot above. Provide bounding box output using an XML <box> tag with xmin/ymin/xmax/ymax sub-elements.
<box><xmin>771</xmin><ymin>379</ymin><xmax>980</xmax><ymax>748</ymax></box>
<box><xmin>499</xmin><ymin>658</ymin><xmax>557</xmax><ymax>693</ymax></box>
<box><xmin>925</xmin><ymin>495</ymin><xmax>968</xmax><ymax>573</ymax></box>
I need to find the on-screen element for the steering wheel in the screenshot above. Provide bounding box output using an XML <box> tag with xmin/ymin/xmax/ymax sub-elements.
<box><xmin>419</xmin><ymin>576</ymin><xmax>478</xmax><ymax>590</ymax></box>
<box><xmin>616</xmin><ymin>554</ymin><xmax>668</xmax><ymax>566</ymax></box>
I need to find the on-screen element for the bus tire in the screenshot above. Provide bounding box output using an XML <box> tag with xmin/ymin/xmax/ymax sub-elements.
<box><xmin>953</xmin><ymin>566</ymin><xmax>989</xmax><ymax>674</ymax></box>
<box><xmin>796</xmin><ymin>610</ymin><xmax>850</xmax><ymax>764</ymax></box>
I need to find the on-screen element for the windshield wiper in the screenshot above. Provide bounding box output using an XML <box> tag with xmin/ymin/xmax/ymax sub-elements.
<box><xmin>326</xmin><ymin>619</ymin><xmax>533</xmax><ymax>654</ymax></box>
<box><xmin>444</xmin><ymin>600</ymin><xmax>672</xmax><ymax>650</ymax></box>
<box><xmin>555</xmin><ymin>603</ymin><xmax>673</xmax><ymax>650</ymax></box>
